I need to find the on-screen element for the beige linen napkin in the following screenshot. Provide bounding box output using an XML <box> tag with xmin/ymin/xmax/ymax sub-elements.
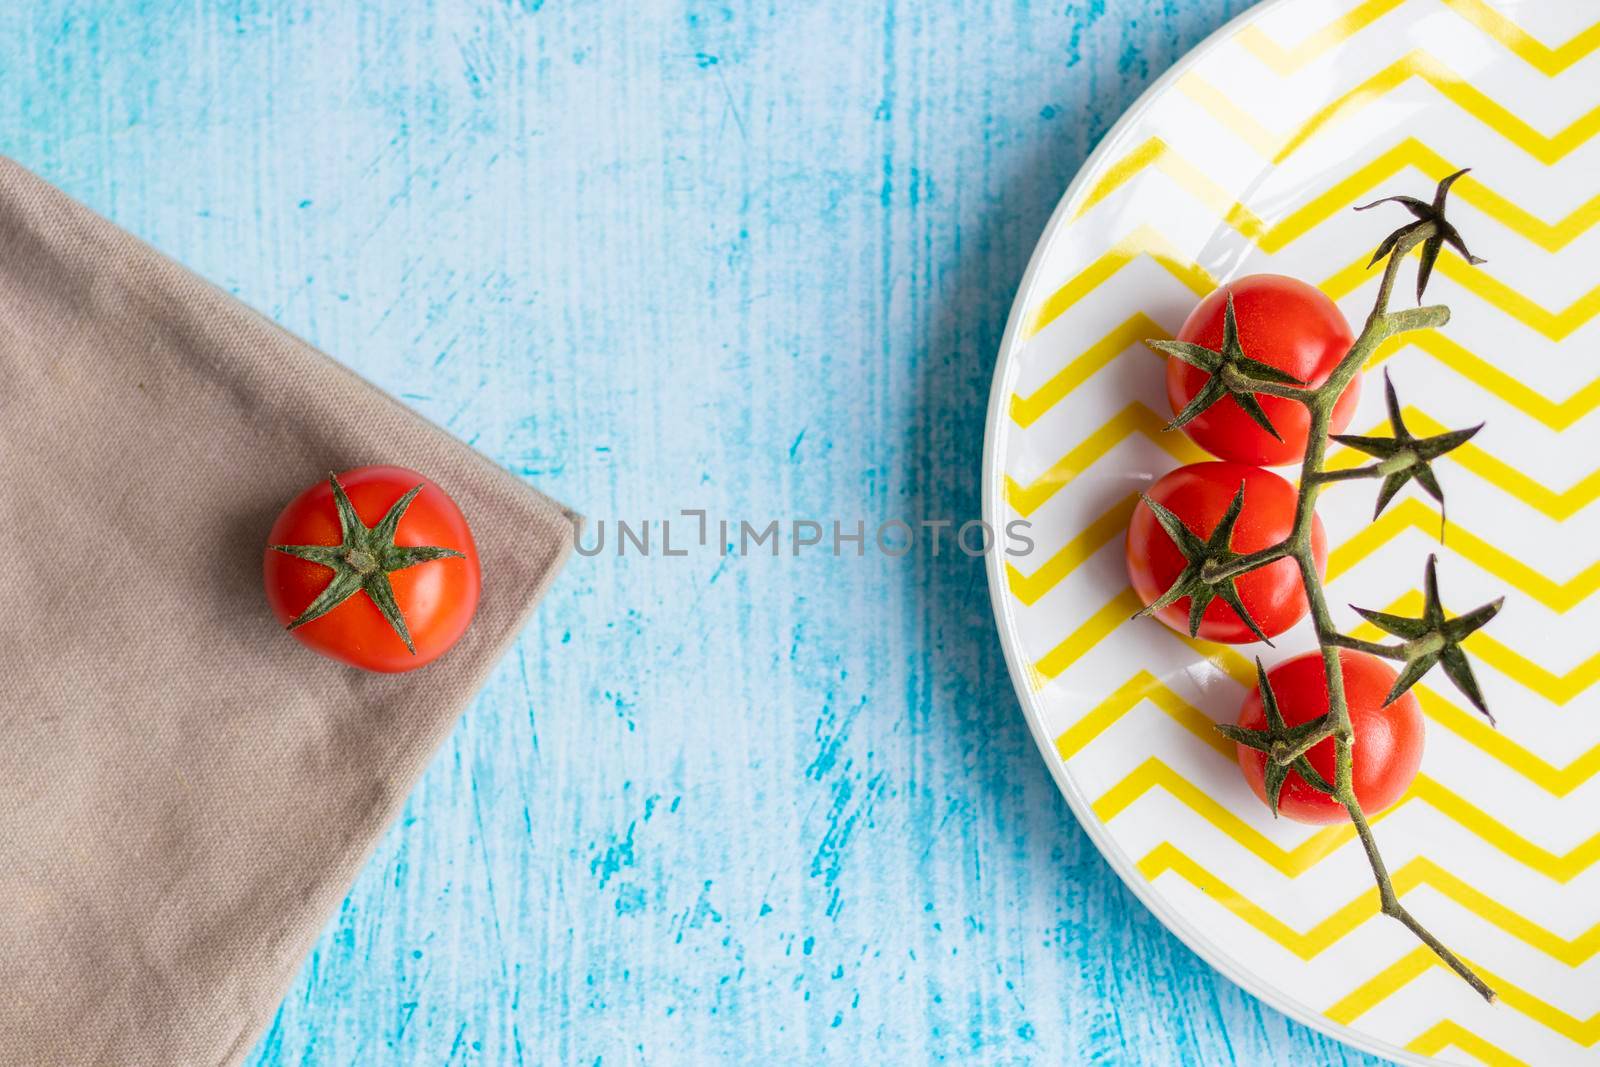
<box><xmin>0</xmin><ymin>157</ymin><xmax>577</xmax><ymax>1066</ymax></box>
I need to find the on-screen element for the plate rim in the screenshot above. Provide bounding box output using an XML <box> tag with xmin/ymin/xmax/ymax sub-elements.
<box><xmin>979</xmin><ymin>1</ymin><xmax>1438</xmax><ymax>1063</ymax></box>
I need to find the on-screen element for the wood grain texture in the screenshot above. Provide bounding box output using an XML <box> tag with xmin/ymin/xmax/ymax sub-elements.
<box><xmin>0</xmin><ymin>1</ymin><xmax>1389</xmax><ymax>1063</ymax></box>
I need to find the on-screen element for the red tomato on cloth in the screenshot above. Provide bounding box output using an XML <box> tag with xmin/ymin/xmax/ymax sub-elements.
<box><xmin>264</xmin><ymin>466</ymin><xmax>481</xmax><ymax>672</ymax></box>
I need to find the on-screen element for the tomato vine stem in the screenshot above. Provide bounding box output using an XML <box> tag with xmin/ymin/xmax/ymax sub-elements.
<box><xmin>1141</xmin><ymin>172</ymin><xmax>1501</xmax><ymax>999</ymax></box>
<box><xmin>1247</xmin><ymin>216</ymin><xmax>1495</xmax><ymax>1002</ymax></box>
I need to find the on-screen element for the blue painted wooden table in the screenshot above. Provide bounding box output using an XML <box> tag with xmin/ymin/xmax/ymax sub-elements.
<box><xmin>2</xmin><ymin>2</ymin><xmax>1392</xmax><ymax>1063</ymax></box>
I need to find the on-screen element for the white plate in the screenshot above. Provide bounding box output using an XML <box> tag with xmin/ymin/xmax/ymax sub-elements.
<box><xmin>982</xmin><ymin>1</ymin><xmax>1600</xmax><ymax>1062</ymax></box>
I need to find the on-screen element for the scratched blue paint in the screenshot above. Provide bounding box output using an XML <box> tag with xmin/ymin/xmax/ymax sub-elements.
<box><xmin>0</xmin><ymin>2</ymin><xmax>1391</xmax><ymax>1064</ymax></box>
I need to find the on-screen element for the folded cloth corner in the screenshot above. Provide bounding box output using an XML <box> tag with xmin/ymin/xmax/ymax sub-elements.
<box><xmin>0</xmin><ymin>156</ymin><xmax>577</xmax><ymax>1067</ymax></box>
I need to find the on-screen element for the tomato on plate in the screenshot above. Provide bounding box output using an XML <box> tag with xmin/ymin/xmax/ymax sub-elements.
<box><xmin>263</xmin><ymin>466</ymin><xmax>481</xmax><ymax>672</ymax></box>
<box><xmin>1235</xmin><ymin>650</ymin><xmax>1424</xmax><ymax>825</ymax></box>
<box><xmin>1166</xmin><ymin>274</ymin><xmax>1359</xmax><ymax>466</ymax></box>
<box><xmin>1126</xmin><ymin>461</ymin><xmax>1324</xmax><ymax>643</ymax></box>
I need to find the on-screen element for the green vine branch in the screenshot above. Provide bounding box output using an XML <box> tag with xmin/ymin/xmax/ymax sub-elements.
<box><xmin>1151</xmin><ymin>169</ymin><xmax>1505</xmax><ymax>1002</ymax></box>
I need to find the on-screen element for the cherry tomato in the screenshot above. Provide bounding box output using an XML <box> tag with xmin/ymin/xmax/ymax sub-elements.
<box><xmin>263</xmin><ymin>466</ymin><xmax>481</xmax><ymax>672</ymax></box>
<box><xmin>1126</xmin><ymin>461</ymin><xmax>1325</xmax><ymax>643</ymax></box>
<box><xmin>1167</xmin><ymin>274</ymin><xmax>1359</xmax><ymax>466</ymax></box>
<box><xmin>1236</xmin><ymin>650</ymin><xmax>1424</xmax><ymax>825</ymax></box>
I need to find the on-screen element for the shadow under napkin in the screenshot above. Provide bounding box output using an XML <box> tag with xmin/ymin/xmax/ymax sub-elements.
<box><xmin>0</xmin><ymin>156</ymin><xmax>577</xmax><ymax>1067</ymax></box>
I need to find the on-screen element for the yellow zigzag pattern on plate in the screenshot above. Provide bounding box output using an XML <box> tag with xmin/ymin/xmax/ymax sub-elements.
<box><xmin>1405</xmin><ymin>1019</ymin><xmax>1528</xmax><ymax>1067</ymax></box>
<box><xmin>1325</xmin><ymin>408</ymin><xmax>1600</xmax><ymax>520</ymax></box>
<box><xmin>1110</xmin><ymin>759</ymin><xmax>1600</xmax><ymax>886</ymax></box>
<box><xmin>1023</xmin><ymin>226</ymin><xmax>1600</xmax><ymax>342</ymax></box>
<box><xmin>1062</xmin><ymin>678</ymin><xmax>1600</xmax><ymax>995</ymax></box>
<box><xmin>1014</xmin><ymin>312</ymin><xmax>1600</xmax><ymax>432</ymax></box>
<box><xmin>1004</xmin><ymin>403</ymin><xmax>1202</xmax><ymax>518</ymax></box>
<box><xmin>1355</xmin><ymin>588</ymin><xmax>1600</xmax><ymax>705</ymax></box>
<box><xmin>1236</xmin><ymin>0</ymin><xmax>1600</xmax><ymax>77</ymax></box>
<box><xmin>1140</xmin><ymin>843</ymin><xmax>1600</xmax><ymax>966</ymax></box>
<box><xmin>1023</xmin><ymin>227</ymin><xmax>1209</xmax><ymax>339</ymax></box>
<box><xmin>1032</xmin><ymin>585</ymin><xmax>1597</xmax><ymax>704</ymax></box>
<box><xmin>1327</xmin><ymin>499</ymin><xmax>1600</xmax><ymax>611</ymax></box>
<box><xmin>1061</xmin><ymin>675</ymin><xmax>1600</xmax><ymax>880</ymax></box>
<box><xmin>1328</xmin><ymin>946</ymin><xmax>1600</xmax><ymax>1042</ymax></box>
<box><xmin>1007</xmin><ymin>393</ymin><xmax>1600</xmax><ymax>526</ymax></box>
<box><xmin>1003</xmin><ymin>5</ymin><xmax>1600</xmax><ymax>1052</ymax></box>
<box><xmin>1010</xmin><ymin>314</ymin><xmax>1163</xmax><ymax>429</ymax></box>
<box><xmin>1073</xmin><ymin>137</ymin><xmax>1600</xmax><ymax>254</ymax></box>
<box><xmin>1185</xmin><ymin>635</ymin><xmax>1600</xmax><ymax>797</ymax></box>
<box><xmin>1178</xmin><ymin>52</ymin><xmax>1600</xmax><ymax>165</ymax></box>
<box><xmin>1036</xmin><ymin>595</ymin><xmax>1600</xmax><ymax>782</ymax></box>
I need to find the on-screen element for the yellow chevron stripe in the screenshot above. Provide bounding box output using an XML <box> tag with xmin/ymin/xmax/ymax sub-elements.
<box><xmin>1328</xmin><ymin>406</ymin><xmax>1600</xmax><ymax>520</ymax></box>
<box><xmin>1445</xmin><ymin>0</ymin><xmax>1600</xmax><ymax>76</ymax></box>
<box><xmin>1263</xmin><ymin>138</ymin><xmax>1600</xmax><ymax>254</ymax></box>
<box><xmin>1327</xmin><ymin>499</ymin><xmax>1600</xmax><ymax>613</ymax></box>
<box><xmin>1331</xmin><ymin>948</ymin><xmax>1600</xmax><ymax>1043</ymax></box>
<box><xmin>1418</xmin><ymin>685</ymin><xmax>1600</xmax><ymax>798</ymax></box>
<box><xmin>1119</xmin><ymin>759</ymin><xmax>1600</xmax><ymax>884</ymax></box>
<box><xmin>1320</xmin><ymin>243</ymin><xmax>1600</xmax><ymax>340</ymax></box>
<box><xmin>1325</xmin><ymin>947</ymin><xmax>1437</xmax><ymax>1026</ymax></box>
<box><xmin>1140</xmin><ymin>844</ymin><xmax>1600</xmax><ymax>965</ymax></box>
<box><xmin>1374</xmin><ymin>329</ymin><xmax>1600</xmax><ymax>431</ymax></box>
<box><xmin>1411</xmin><ymin>775</ymin><xmax>1600</xmax><ymax>885</ymax></box>
<box><xmin>1406</xmin><ymin>1020</ymin><xmax>1529</xmax><ymax>1067</ymax></box>
<box><xmin>1035</xmin><ymin>575</ymin><xmax>1600</xmax><ymax>704</ymax></box>
<box><xmin>1322</xmin><ymin>408</ymin><xmax>1596</xmax><ymax>521</ymax></box>
<box><xmin>1232</xmin><ymin>0</ymin><xmax>1408</xmax><ymax>75</ymax></box>
<box><xmin>1179</xmin><ymin>53</ymin><xmax>1600</xmax><ymax>167</ymax></box>
<box><xmin>1006</xmin><ymin>423</ymin><xmax>1599</xmax><ymax>612</ymax></box>
<box><xmin>1174</xmin><ymin>72</ymin><xmax>1280</xmax><ymax>156</ymax></box>
<box><xmin>1081</xmin><ymin>702</ymin><xmax>1600</xmax><ymax>881</ymax></box>
<box><xmin>1026</xmin><ymin>225</ymin><xmax>1600</xmax><ymax>362</ymax></box>
<box><xmin>1024</xmin><ymin>226</ymin><xmax>1211</xmax><ymax>338</ymax></box>
<box><xmin>1139</xmin><ymin>842</ymin><xmax>1377</xmax><ymax>959</ymax></box>
<box><xmin>1018</xmin><ymin>314</ymin><xmax>1600</xmax><ymax>435</ymax></box>
<box><xmin>1273</xmin><ymin>52</ymin><xmax>1600</xmax><ymax>165</ymax></box>
<box><xmin>1434</xmin><ymin>254</ymin><xmax>1600</xmax><ymax>342</ymax></box>
<box><xmin>1036</xmin><ymin>604</ymin><xmax>1600</xmax><ymax>796</ymax></box>
<box><xmin>1011</xmin><ymin>315</ymin><xmax>1168</xmax><ymax>428</ymax></box>
<box><xmin>1473</xmin><ymin>637</ymin><xmax>1600</xmax><ymax>707</ymax></box>
<box><xmin>1073</xmin><ymin>141</ymin><xmax>1267</xmax><ymax>238</ymax></box>
<box><xmin>1024</xmin><ymin>226</ymin><xmax>1218</xmax><ymax>340</ymax></box>
<box><xmin>1180</xmin><ymin>634</ymin><xmax>1600</xmax><ymax>797</ymax></box>
<box><xmin>1003</xmin><ymin>404</ymin><xmax>1207</xmax><ymax>518</ymax></box>
<box><xmin>1237</xmin><ymin>0</ymin><xmax>1600</xmax><ymax>77</ymax></box>
<box><xmin>1351</xmin><ymin>589</ymin><xmax>1600</xmax><ymax>705</ymax></box>
<box><xmin>1014</xmin><ymin>389</ymin><xmax>1600</xmax><ymax>531</ymax></box>
<box><xmin>1095</xmin><ymin>759</ymin><xmax>1362</xmax><ymax>878</ymax></box>
<box><xmin>1411</xmin><ymin>858</ymin><xmax>1600</xmax><ymax>964</ymax></box>
<box><xmin>1490</xmin><ymin>964</ymin><xmax>1600</xmax><ymax>1046</ymax></box>
<box><xmin>1078</xmin><ymin>136</ymin><xmax>1600</xmax><ymax>254</ymax></box>
<box><xmin>1005</xmin><ymin>494</ymin><xmax>1135</xmax><ymax>607</ymax></box>
<box><xmin>1054</xmin><ymin>672</ymin><xmax>1224</xmax><ymax>758</ymax></box>
<box><xmin>1030</xmin><ymin>598</ymin><xmax>1600</xmax><ymax>796</ymax></box>
<box><xmin>1032</xmin><ymin>588</ymin><xmax>1145</xmax><ymax>686</ymax></box>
